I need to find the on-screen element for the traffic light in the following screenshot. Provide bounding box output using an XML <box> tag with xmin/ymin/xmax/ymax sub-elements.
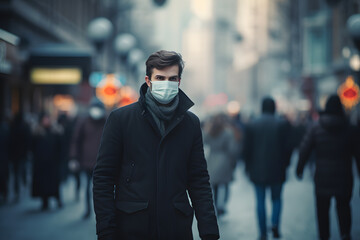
<box><xmin>337</xmin><ymin>75</ymin><xmax>360</xmax><ymax>109</ymax></box>
<box><xmin>153</xmin><ymin>0</ymin><xmax>167</xmax><ymax>7</ymax></box>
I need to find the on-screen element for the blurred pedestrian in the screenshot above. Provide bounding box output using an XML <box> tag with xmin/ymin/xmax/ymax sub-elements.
<box><xmin>228</xmin><ymin>112</ymin><xmax>245</xmax><ymax>161</ymax></box>
<box><xmin>203</xmin><ymin>113</ymin><xmax>237</xmax><ymax>217</ymax></box>
<box><xmin>31</xmin><ymin>113</ymin><xmax>63</xmax><ymax>210</ymax></box>
<box><xmin>242</xmin><ymin>97</ymin><xmax>293</xmax><ymax>240</ymax></box>
<box><xmin>93</xmin><ymin>50</ymin><xmax>219</xmax><ymax>240</ymax></box>
<box><xmin>70</xmin><ymin>98</ymin><xmax>106</xmax><ymax>219</ymax></box>
<box><xmin>0</xmin><ymin>118</ymin><xmax>10</xmax><ymax>204</ymax></box>
<box><xmin>8</xmin><ymin>112</ymin><xmax>31</xmax><ymax>202</ymax></box>
<box><xmin>57</xmin><ymin>113</ymin><xmax>76</xmax><ymax>183</ymax></box>
<box><xmin>296</xmin><ymin>94</ymin><xmax>360</xmax><ymax>240</ymax></box>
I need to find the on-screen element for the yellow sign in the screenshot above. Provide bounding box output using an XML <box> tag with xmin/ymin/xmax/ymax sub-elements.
<box><xmin>30</xmin><ymin>67</ymin><xmax>82</xmax><ymax>84</ymax></box>
<box><xmin>337</xmin><ymin>76</ymin><xmax>360</xmax><ymax>109</ymax></box>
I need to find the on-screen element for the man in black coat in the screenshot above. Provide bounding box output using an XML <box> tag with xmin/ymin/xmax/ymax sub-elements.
<box><xmin>296</xmin><ymin>95</ymin><xmax>360</xmax><ymax>240</ymax></box>
<box><xmin>93</xmin><ymin>50</ymin><xmax>219</xmax><ymax>240</ymax></box>
<box><xmin>243</xmin><ymin>97</ymin><xmax>292</xmax><ymax>240</ymax></box>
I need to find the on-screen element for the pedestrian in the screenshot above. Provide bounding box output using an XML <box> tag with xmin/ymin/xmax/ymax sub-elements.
<box><xmin>203</xmin><ymin>113</ymin><xmax>237</xmax><ymax>217</ymax></box>
<box><xmin>8</xmin><ymin>112</ymin><xmax>31</xmax><ymax>202</ymax></box>
<box><xmin>0</xmin><ymin>118</ymin><xmax>10</xmax><ymax>204</ymax></box>
<box><xmin>70</xmin><ymin>98</ymin><xmax>106</xmax><ymax>219</ymax></box>
<box><xmin>93</xmin><ymin>50</ymin><xmax>219</xmax><ymax>240</ymax></box>
<box><xmin>296</xmin><ymin>94</ymin><xmax>360</xmax><ymax>240</ymax></box>
<box><xmin>31</xmin><ymin>113</ymin><xmax>63</xmax><ymax>210</ymax></box>
<box><xmin>57</xmin><ymin>113</ymin><xmax>73</xmax><ymax>184</ymax></box>
<box><xmin>242</xmin><ymin>97</ymin><xmax>293</xmax><ymax>240</ymax></box>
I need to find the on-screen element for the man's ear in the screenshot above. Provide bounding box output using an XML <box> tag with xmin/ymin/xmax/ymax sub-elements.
<box><xmin>145</xmin><ymin>76</ymin><xmax>151</xmax><ymax>87</ymax></box>
<box><xmin>178</xmin><ymin>78</ymin><xmax>181</xmax><ymax>87</ymax></box>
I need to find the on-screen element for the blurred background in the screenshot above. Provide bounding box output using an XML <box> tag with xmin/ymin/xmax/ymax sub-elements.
<box><xmin>0</xmin><ymin>0</ymin><xmax>360</xmax><ymax>239</ymax></box>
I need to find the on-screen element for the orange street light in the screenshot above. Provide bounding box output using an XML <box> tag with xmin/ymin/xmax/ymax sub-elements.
<box><xmin>96</xmin><ymin>74</ymin><xmax>122</xmax><ymax>108</ymax></box>
<box><xmin>337</xmin><ymin>76</ymin><xmax>360</xmax><ymax>109</ymax></box>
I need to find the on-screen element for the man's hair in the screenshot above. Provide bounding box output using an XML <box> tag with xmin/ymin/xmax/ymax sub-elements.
<box><xmin>262</xmin><ymin>97</ymin><xmax>276</xmax><ymax>114</ymax></box>
<box><xmin>145</xmin><ymin>50</ymin><xmax>185</xmax><ymax>79</ymax></box>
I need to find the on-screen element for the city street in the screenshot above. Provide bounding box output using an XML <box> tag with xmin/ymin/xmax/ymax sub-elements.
<box><xmin>1</xmin><ymin>1</ymin><xmax>360</xmax><ymax>240</ymax></box>
<box><xmin>1</xmin><ymin>154</ymin><xmax>359</xmax><ymax>240</ymax></box>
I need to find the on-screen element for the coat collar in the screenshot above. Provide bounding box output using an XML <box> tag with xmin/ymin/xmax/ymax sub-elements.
<box><xmin>138</xmin><ymin>82</ymin><xmax>194</xmax><ymax>116</ymax></box>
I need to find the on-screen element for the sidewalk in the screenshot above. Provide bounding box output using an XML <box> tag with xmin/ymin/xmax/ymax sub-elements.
<box><xmin>193</xmin><ymin>158</ymin><xmax>360</xmax><ymax>240</ymax></box>
<box><xmin>1</xmin><ymin>157</ymin><xmax>359</xmax><ymax>240</ymax></box>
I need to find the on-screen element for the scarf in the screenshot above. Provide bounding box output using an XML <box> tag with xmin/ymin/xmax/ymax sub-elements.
<box><xmin>145</xmin><ymin>88</ymin><xmax>179</xmax><ymax>136</ymax></box>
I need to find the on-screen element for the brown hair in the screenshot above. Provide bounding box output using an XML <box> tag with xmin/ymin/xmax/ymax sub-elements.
<box><xmin>145</xmin><ymin>50</ymin><xmax>185</xmax><ymax>79</ymax></box>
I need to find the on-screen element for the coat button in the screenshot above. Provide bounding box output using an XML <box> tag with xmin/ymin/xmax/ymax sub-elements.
<box><xmin>126</xmin><ymin>178</ymin><xmax>130</xmax><ymax>183</ymax></box>
<box><xmin>131</xmin><ymin>162</ymin><xmax>135</xmax><ymax>167</ymax></box>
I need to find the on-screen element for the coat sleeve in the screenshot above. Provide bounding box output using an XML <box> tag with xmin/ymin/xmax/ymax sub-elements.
<box><xmin>296</xmin><ymin>125</ymin><xmax>316</xmax><ymax>176</ymax></box>
<box><xmin>187</xmin><ymin>115</ymin><xmax>219</xmax><ymax>239</ymax></box>
<box><xmin>93</xmin><ymin>111</ymin><xmax>122</xmax><ymax>239</ymax></box>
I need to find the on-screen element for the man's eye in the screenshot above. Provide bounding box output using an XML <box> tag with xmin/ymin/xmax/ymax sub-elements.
<box><xmin>169</xmin><ymin>77</ymin><xmax>178</xmax><ymax>81</ymax></box>
<box><xmin>155</xmin><ymin>76</ymin><xmax>164</xmax><ymax>80</ymax></box>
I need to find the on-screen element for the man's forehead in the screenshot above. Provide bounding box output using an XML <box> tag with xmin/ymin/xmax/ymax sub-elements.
<box><xmin>152</xmin><ymin>65</ymin><xmax>179</xmax><ymax>76</ymax></box>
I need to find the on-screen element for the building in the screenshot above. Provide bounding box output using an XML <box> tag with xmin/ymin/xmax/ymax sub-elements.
<box><xmin>290</xmin><ymin>0</ymin><xmax>360</xmax><ymax>120</ymax></box>
<box><xmin>0</xmin><ymin>0</ymin><xmax>122</xmax><ymax>119</ymax></box>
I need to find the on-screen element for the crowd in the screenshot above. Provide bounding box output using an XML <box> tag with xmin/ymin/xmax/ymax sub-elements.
<box><xmin>202</xmin><ymin>95</ymin><xmax>360</xmax><ymax>240</ymax></box>
<box><xmin>0</xmin><ymin>93</ymin><xmax>359</xmax><ymax>240</ymax></box>
<box><xmin>0</xmin><ymin>97</ymin><xmax>106</xmax><ymax>219</ymax></box>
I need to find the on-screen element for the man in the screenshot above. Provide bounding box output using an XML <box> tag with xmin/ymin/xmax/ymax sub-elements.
<box><xmin>93</xmin><ymin>50</ymin><xmax>219</xmax><ymax>240</ymax></box>
<box><xmin>242</xmin><ymin>97</ymin><xmax>292</xmax><ymax>240</ymax></box>
<box><xmin>9</xmin><ymin>112</ymin><xmax>31</xmax><ymax>202</ymax></box>
<box><xmin>71</xmin><ymin>98</ymin><xmax>107</xmax><ymax>218</ymax></box>
<box><xmin>296</xmin><ymin>95</ymin><xmax>360</xmax><ymax>240</ymax></box>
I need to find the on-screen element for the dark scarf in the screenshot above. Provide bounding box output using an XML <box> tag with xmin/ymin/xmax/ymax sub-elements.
<box><xmin>145</xmin><ymin>88</ymin><xmax>179</xmax><ymax>136</ymax></box>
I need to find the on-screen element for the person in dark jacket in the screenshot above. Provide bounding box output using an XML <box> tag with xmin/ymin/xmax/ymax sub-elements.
<box><xmin>57</xmin><ymin>113</ymin><xmax>76</xmax><ymax>183</ymax></box>
<box><xmin>8</xmin><ymin>112</ymin><xmax>31</xmax><ymax>202</ymax></box>
<box><xmin>70</xmin><ymin>98</ymin><xmax>106</xmax><ymax>219</ymax></box>
<box><xmin>296</xmin><ymin>94</ymin><xmax>360</xmax><ymax>240</ymax></box>
<box><xmin>31</xmin><ymin>113</ymin><xmax>63</xmax><ymax>210</ymax></box>
<box><xmin>243</xmin><ymin>97</ymin><xmax>293</xmax><ymax>240</ymax></box>
<box><xmin>0</xmin><ymin>119</ymin><xmax>10</xmax><ymax>203</ymax></box>
<box><xmin>93</xmin><ymin>50</ymin><xmax>219</xmax><ymax>240</ymax></box>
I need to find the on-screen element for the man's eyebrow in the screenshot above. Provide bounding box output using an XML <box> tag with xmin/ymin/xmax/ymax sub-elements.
<box><xmin>154</xmin><ymin>74</ymin><xmax>179</xmax><ymax>77</ymax></box>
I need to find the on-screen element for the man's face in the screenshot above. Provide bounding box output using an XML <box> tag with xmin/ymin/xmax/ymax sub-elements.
<box><xmin>145</xmin><ymin>65</ymin><xmax>181</xmax><ymax>90</ymax></box>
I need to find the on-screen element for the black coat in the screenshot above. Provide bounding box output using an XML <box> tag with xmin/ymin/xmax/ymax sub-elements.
<box><xmin>243</xmin><ymin>114</ymin><xmax>292</xmax><ymax>185</ymax></box>
<box><xmin>93</xmin><ymin>83</ymin><xmax>219</xmax><ymax>240</ymax></box>
<box><xmin>31</xmin><ymin>128</ymin><xmax>62</xmax><ymax>198</ymax></box>
<box><xmin>70</xmin><ymin>116</ymin><xmax>106</xmax><ymax>171</ymax></box>
<box><xmin>0</xmin><ymin>123</ymin><xmax>10</xmax><ymax>195</ymax></box>
<box><xmin>296</xmin><ymin>114</ymin><xmax>360</xmax><ymax>196</ymax></box>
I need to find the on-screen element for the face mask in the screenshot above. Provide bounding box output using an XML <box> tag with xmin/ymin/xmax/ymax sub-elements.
<box><xmin>150</xmin><ymin>80</ymin><xmax>179</xmax><ymax>104</ymax></box>
<box><xmin>89</xmin><ymin>107</ymin><xmax>105</xmax><ymax>120</ymax></box>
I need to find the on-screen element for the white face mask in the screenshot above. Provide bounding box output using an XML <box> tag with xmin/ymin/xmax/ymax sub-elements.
<box><xmin>150</xmin><ymin>80</ymin><xmax>179</xmax><ymax>104</ymax></box>
<box><xmin>89</xmin><ymin>107</ymin><xmax>105</xmax><ymax>120</ymax></box>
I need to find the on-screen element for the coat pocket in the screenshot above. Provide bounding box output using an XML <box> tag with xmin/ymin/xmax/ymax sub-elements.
<box><xmin>116</xmin><ymin>201</ymin><xmax>148</xmax><ymax>214</ymax></box>
<box><xmin>172</xmin><ymin>201</ymin><xmax>194</xmax><ymax>239</ymax></box>
<box><xmin>173</xmin><ymin>201</ymin><xmax>194</xmax><ymax>216</ymax></box>
<box><xmin>115</xmin><ymin>201</ymin><xmax>149</xmax><ymax>238</ymax></box>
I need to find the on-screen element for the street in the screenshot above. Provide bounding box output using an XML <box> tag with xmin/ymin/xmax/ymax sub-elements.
<box><xmin>1</xmin><ymin>154</ymin><xmax>359</xmax><ymax>240</ymax></box>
